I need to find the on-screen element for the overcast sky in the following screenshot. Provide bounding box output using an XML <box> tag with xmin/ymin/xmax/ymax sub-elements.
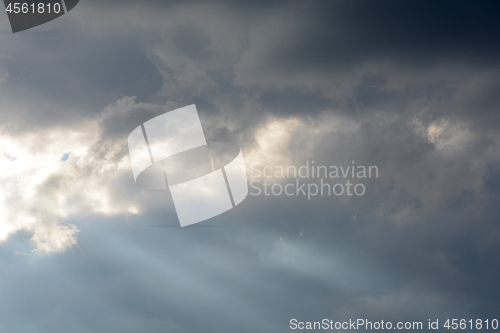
<box><xmin>0</xmin><ymin>1</ymin><xmax>499</xmax><ymax>332</ymax></box>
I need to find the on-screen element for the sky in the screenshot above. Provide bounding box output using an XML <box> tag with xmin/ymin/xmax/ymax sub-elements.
<box><xmin>0</xmin><ymin>1</ymin><xmax>499</xmax><ymax>332</ymax></box>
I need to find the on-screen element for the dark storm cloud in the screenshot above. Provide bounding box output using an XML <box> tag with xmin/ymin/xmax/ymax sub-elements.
<box><xmin>0</xmin><ymin>20</ymin><xmax>163</xmax><ymax>133</ymax></box>
<box><xmin>230</xmin><ymin>0</ymin><xmax>500</xmax><ymax>129</ymax></box>
<box><xmin>238</xmin><ymin>0</ymin><xmax>500</xmax><ymax>74</ymax></box>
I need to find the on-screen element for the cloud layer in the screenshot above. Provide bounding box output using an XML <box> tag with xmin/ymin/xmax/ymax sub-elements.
<box><xmin>0</xmin><ymin>1</ymin><xmax>499</xmax><ymax>332</ymax></box>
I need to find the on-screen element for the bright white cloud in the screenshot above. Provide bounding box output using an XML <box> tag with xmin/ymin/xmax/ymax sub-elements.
<box><xmin>245</xmin><ymin>113</ymin><xmax>359</xmax><ymax>178</ymax></box>
<box><xmin>0</xmin><ymin>109</ymin><xmax>136</xmax><ymax>253</ymax></box>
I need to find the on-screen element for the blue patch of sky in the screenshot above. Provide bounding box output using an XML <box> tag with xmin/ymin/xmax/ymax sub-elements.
<box><xmin>61</xmin><ymin>153</ymin><xmax>71</xmax><ymax>161</ymax></box>
<box><xmin>3</xmin><ymin>153</ymin><xmax>16</xmax><ymax>161</ymax></box>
